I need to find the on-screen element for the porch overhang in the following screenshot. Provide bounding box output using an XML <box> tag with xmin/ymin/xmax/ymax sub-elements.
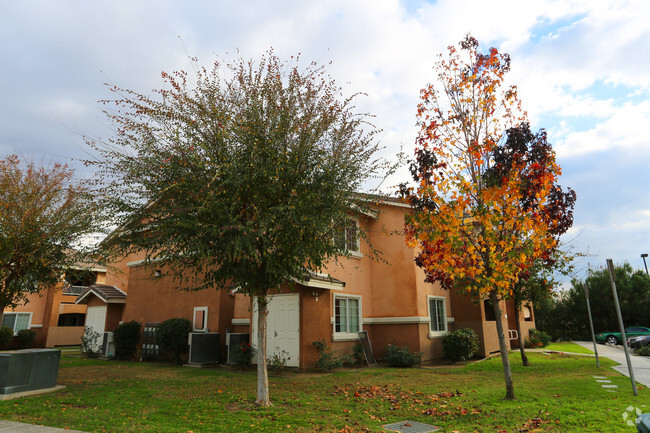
<box><xmin>75</xmin><ymin>285</ymin><xmax>127</xmax><ymax>305</ymax></box>
<box><xmin>291</xmin><ymin>271</ymin><xmax>345</xmax><ymax>291</ymax></box>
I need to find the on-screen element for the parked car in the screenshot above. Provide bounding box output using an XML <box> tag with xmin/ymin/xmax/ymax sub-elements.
<box><xmin>595</xmin><ymin>327</ymin><xmax>650</xmax><ymax>345</ymax></box>
<box><xmin>628</xmin><ymin>335</ymin><xmax>650</xmax><ymax>350</ymax></box>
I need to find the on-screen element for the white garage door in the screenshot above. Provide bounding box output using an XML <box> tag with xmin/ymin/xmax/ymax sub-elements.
<box><xmin>252</xmin><ymin>294</ymin><xmax>300</xmax><ymax>367</ymax></box>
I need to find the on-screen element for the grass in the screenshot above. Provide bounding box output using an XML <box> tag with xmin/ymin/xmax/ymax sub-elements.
<box><xmin>0</xmin><ymin>351</ymin><xmax>646</xmax><ymax>432</ymax></box>
<box><xmin>543</xmin><ymin>342</ymin><xmax>594</xmax><ymax>354</ymax></box>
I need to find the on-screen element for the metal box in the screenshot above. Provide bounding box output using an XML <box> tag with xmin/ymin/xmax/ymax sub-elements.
<box><xmin>0</xmin><ymin>349</ymin><xmax>61</xmax><ymax>395</ymax></box>
<box><xmin>638</xmin><ymin>413</ymin><xmax>650</xmax><ymax>433</ymax></box>
<box><xmin>188</xmin><ymin>332</ymin><xmax>220</xmax><ymax>365</ymax></box>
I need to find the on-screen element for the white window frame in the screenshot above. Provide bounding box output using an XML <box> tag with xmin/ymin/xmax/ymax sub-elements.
<box><xmin>334</xmin><ymin>218</ymin><xmax>362</xmax><ymax>259</ymax></box>
<box><xmin>1</xmin><ymin>312</ymin><xmax>33</xmax><ymax>335</ymax></box>
<box><xmin>192</xmin><ymin>306</ymin><xmax>208</xmax><ymax>332</ymax></box>
<box><xmin>332</xmin><ymin>294</ymin><xmax>362</xmax><ymax>341</ymax></box>
<box><xmin>427</xmin><ymin>295</ymin><xmax>447</xmax><ymax>338</ymax></box>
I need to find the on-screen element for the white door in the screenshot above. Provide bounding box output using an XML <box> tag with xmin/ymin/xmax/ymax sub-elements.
<box><xmin>85</xmin><ymin>306</ymin><xmax>107</xmax><ymax>353</ymax></box>
<box><xmin>252</xmin><ymin>294</ymin><xmax>300</xmax><ymax>367</ymax></box>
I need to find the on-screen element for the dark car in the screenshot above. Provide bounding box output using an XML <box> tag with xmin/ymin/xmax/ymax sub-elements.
<box><xmin>628</xmin><ymin>334</ymin><xmax>650</xmax><ymax>350</ymax></box>
<box><xmin>596</xmin><ymin>326</ymin><xmax>650</xmax><ymax>345</ymax></box>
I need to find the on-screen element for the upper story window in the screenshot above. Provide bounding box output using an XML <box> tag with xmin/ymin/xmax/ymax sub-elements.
<box><xmin>334</xmin><ymin>218</ymin><xmax>360</xmax><ymax>256</ymax></box>
<box><xmin>523</xmin><ymin>305</ymin><xmax>533</xmax><ymax>322</ymax></box>
<box><xmin>1</xmin><ymin>312</ymin><xmax>32</xmax><ymax>334</ymax></box>
<box><xmin>428</xmin><ymin>296</ymin><xmax>447</xmax><ymax>337</ymax></box>
<box><xmin>63</xmin><ymin>269</ymin><xmax>98</xmax><ymax>295</ymax></box>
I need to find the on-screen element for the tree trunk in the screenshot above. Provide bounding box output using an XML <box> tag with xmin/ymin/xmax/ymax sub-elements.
<box><xmin>255</xmin><ymin>296</ymin><xmax>271</xmax><ymax>407</ymax></box>
<box><xmin>515</xmin><ymin>306</ymin><xmax>529</xmax><ymax>367</ymax></box>
<box><xmin>490</xmin><ymin>290</ymin><xmax>515</xmax><ymax>400</ymax></box>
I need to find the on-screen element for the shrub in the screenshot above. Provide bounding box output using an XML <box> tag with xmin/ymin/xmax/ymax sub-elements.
<box><xmin>529</xmin><ymin>329</ymin><xmax>551</xmax><ymax>347</ymax></box>
<box><xmin>352</xmin><ymin>342</ymin><xmax>365</xmax><ymax>366</ymax></box>
<box><xmin>16</xmin><ymin>329</ymin><xmax>36</xmax><ymax>349</ymax></box>
<box><xmin>113</xmin><ymin>321</ymin><xmax>141</xmax><ymax>360</ymax></box>
<box><xmin>637</xmin><ymin>345</ymin><xmax>650</xmax><ymax>356</ymax></box>
<box><xmin>312</xmin><ymin>339</ymin><xmax>343</xmax><ymax>370</ymax></box>
<box><xmin>268</xmin><ymin>347</ymin><xmax>290</xmax><ymax>373</ymax></box>
<box><xmin>524</xmin><ymin>336</ymin><xmax>543</xmax><ymax>348</ymax></box>
<box><xmin>232</xmin><ymin>342</ymin><xmax>256</xmax><ymax>368</ymax></box>
<box><xmin>442</xmin><ymin>328</ymin><xmax>479</xmax><ymax>362</ymax></box>
<box><xmin>0</xmin><ymin>326</ymin><xmax>13</xmax><ymax>349</ymax></box>
<box><xmin>384</xmin><ymin>344</ymin><xmax>423</xmax><ymax>367</ymax></box>
<box><xmin>81</xmin><ymin>327</ymin><xmax>102</xmax><ymax>357</ymax></box>
<box><xmin>156</xmin><ymin>318</ymin><xmax>192</xmax><ymax>363</ymax></box>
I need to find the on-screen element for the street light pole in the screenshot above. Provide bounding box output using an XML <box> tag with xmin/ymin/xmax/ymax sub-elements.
<box><xmin>642</xmin><ymin>253</ymin><xmax>649</xmax><ymax>277</ymax></box>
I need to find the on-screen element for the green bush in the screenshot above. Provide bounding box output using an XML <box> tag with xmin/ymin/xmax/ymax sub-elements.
<box><xmin>312</xmin><ymin>339</ymin><xmax>343</xmax><ymax>370</ymax></box>
<box><xmin>113</xmin><ymin>321</ymin><xmax>141</xmax><ymax>360</ymax></box>
<box><xmin>232</xmin><ymin>342</ymin><xmax>256</xmax><ymax>368</ymax></box>
<box><xmin>0</xmin><ymin>326</ymin><xmax>13</xmax><ymax>348</ymax></box>
<box><xmin>442</xmin><ymin>328</ymin><xmax>479</xmax><ymax>362</ymax></box>
<box><xmin>156</xmin><ymin>318</ymin><xmax>192</xmax><ymax>363</ymax></box>
<box><xmin>268</xmin><ymin>347</ymin><xmax>290</xmax><ymax>373</ymax></box>
<box><xmin>530</xmin><ymin>329</ymin><xmax>551</xmax><ymax>347</ymax></box>
<box><xmin>16</xmin><ymin>329</ymin><xmax>36</xmax><ymax>349</ymax></box>
<box><xmin>352</xmin><ymin>342</ymin><xmax>365</xmax><ymax>366</ymax></box>
<box><xmin>637</xmin><ymin>345</ymin><xmax>650</xmax><ymax>356</ymax></box>
<box><xmin>384</xmin><ymin>344</ymin><xmax>422</xmax><ymax>367</ymax></box>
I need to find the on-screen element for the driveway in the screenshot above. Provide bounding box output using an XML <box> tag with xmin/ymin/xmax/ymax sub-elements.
<box><xmin>572</xmin><ymin>340</ymin><xmax>650</xmax><ymax>388</ymax></box>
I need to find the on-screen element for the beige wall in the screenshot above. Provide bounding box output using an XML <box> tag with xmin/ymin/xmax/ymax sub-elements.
<box><xmin>44</xmin><ymin>326</ymin><xmax>85</xmax><ymax>347</ymax></box>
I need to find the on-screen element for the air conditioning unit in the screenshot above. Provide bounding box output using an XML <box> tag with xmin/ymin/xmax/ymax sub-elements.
<box><xmin>188</xmin><ymin>332</ymin><xmax>220</xmax><ymax>365</ymax></box>
<box><xmin>226</xmin><ymin>333</ymin><xmax>249</xmax><ymax>364</ymax></box>
<box><xmin>101</xmin><ymin>332</ymin><xmax>115</xmax><ymax>358</ymax></box>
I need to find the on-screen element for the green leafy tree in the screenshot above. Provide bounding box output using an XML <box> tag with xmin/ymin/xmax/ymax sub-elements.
<box><xmin>89</xmin><ymin>52</ymin><xmax>380</xmax><ymax>406</ymax></box>
<box><xmin>536</xmin><ymin>263</ymin><xmax>650</xmax><ymax>340</ymax></box>
<box><xmin>0</xmin><ymin>155</ymin><xmax>100</xmax><ymax>324</ymax></box>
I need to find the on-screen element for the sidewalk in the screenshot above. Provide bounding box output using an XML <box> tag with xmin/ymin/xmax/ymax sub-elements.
<box><xmin>0</xmin><ymin>421</ymin><xmax>86</xmax><ymax>432</ymax></box>
<box><xmin>571</xmin><ymin>340</ymin><xmax>650</xmax><ymax>388</ymax></box>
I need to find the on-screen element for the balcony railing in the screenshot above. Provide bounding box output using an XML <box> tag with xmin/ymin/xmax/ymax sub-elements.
<box><xmin>62</xmin><ymin>285</ymin><xmax>88</xmax><ymax>296</ymax></box>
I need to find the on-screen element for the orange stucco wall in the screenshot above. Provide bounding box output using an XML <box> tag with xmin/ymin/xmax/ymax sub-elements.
<box><xmin>65</xmin><ymin>200</ymin><xmax>537</xmax><ymax>368</ymax></box>
<box><xmin>120</xmin><ymin>262</ymin><xmax>236</xmax><ymax>358</ymax></box>
<box><xmin>3</xmin><ymin>279</ymin><xmax>93</xmax><ymax>347</ymax></box>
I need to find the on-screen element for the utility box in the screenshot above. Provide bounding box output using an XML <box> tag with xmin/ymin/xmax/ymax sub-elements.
<box><xmin>638</xmin><ymin>413</ymin><xmax>650</xmax><ymax>433</ymax></box>
<box><xmin>188</xmin><ymin>332</ymin><xmax>220</xmax><ymax>365</ymax></box>
<box><xmin>0</xmin><ymin>349</ymin><xmax>61</xmax><ymax>395</ymax></box>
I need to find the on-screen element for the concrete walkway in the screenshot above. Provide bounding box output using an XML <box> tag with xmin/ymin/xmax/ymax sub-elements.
<box><xmin>0</xmin><ymin>421</ymin><xmax>86</xmax><ymax>432</ymax></box>
<box><xmin>571</xmin><ymin>340</ymin><xmax>650</xmax><ymax>388</ymax></box>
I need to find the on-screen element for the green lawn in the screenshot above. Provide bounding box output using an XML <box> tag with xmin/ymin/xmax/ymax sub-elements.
<box><xmin>544</xmin><ymin>341</ymin><xmax>594</xmax><ymax>354</ymax></box>
<box><xmin>0</xmin><ymin>352</ymin><xmax>646</xmax><ymax>432</ymax></box>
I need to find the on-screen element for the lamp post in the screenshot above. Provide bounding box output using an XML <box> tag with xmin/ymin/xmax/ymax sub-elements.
<box><xmin>642</xmin><ymin>253</ymin><xmax>649</xmax><ymax>277</ymax></box>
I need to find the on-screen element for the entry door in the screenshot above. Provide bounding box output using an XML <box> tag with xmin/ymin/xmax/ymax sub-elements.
<box><xmin>252</xmin><ymin>294</ymin><xmax>300</xmax><ymax>367</ymax></box>
<box><xmin>85</xmin><ymin>306</ymin><xmax>107</xmax><ymax>352</ymax></box>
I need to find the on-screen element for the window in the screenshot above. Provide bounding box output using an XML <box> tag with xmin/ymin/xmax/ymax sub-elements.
<box><xmin>1</xmin><ymin>312</ymin><xmax>32</xmax><ymax>334</ymax></box>
<box><xmin>428</xmin><ymin>296</ymin><xmax>447</xmax><ymax>335</ymax></box>
<box><xmin>523</xmin><ymin>305</ymin><xmax>532</xmax><ymax>322</ymax></box>
<box><xmin>334</xmin><ymin>295</ymin><xmax>361</xmax><ymax>337</ymax></box>
<box><xmin>334</xmin><ymin>219</ymin><xmax>360</xmax><ymax>254</ymax></box>
<box><xmin>484</xmin><ymin>300</ymin><xmax>496</xmax><ymax>321</ymax></box>
<box><xmin>57</xmin><ymin>313</ymin><xmax>85</xmax><ymax>327</ymax></box>
<box><xmin>193</xmin><ymin>307</ymin><xmax>208</xmax><ymax>332</ymax></box>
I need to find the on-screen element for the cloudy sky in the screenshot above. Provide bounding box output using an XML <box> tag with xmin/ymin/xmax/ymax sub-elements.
<box><xmin>1</xmin><ymin>0</ymin><xmax>649</xmax><ymax>283</ymax></box>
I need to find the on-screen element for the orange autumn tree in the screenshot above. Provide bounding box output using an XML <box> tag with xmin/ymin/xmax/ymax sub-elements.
<box><xmin>400</xmin><ymin>36</ymin><xmax>574</xmax><ymax>400</ymax></box>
